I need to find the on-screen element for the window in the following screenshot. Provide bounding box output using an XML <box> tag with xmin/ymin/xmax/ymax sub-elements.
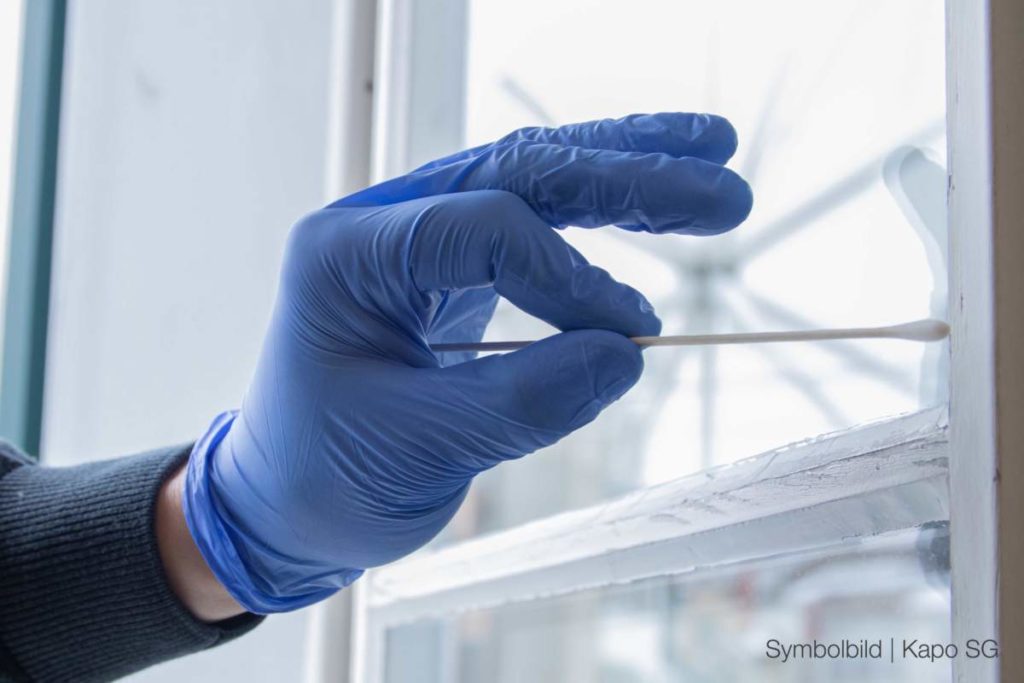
<box><xmin>5</xmin><ymin>0</ymin><xmax>1006</xmax><ymax>681</ymax></box>
<box><xmin>370</xmin><ymin>409</ymin><xmax>950</xmax><ymax>682</ymax></box>
<box><xmin>444</xmin><ymin>0</ymin><xmax>949</xmax><ymax>541</ymax></box>
<box><xmin>301</xmin><ymin>1</ymin><xmax>1007</xmax><ymax>682</ymax></box>
<box><xmin>383</xmin><ymin>527</ymin><xmax>951</xmax><ymax>683</ymax></box>
<box><xmin>0</xmin><ymin>0</ymin><xmax>49</xmax><ymax>455</ymax></box>
<box><xmin>0</xmin><ymin>2</ymin><xmax>24</xmax><ymax>315</ymax></box>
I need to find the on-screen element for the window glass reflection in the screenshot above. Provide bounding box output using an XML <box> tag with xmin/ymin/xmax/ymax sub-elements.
<box><xmin>387</xmin><ymin>528</ymin><xmax>952</xmax><ymax>683</ymax></box>
<box><xmin>431</xmin><ymin>0</ymin><xmax>948</xmax><ymax>544</ymax></box>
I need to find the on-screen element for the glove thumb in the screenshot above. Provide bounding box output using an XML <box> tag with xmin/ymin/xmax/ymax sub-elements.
<box><xmin>441</xmin><ymin>329</ymin><xmax>644</xmax><ymax>466</ymax></box>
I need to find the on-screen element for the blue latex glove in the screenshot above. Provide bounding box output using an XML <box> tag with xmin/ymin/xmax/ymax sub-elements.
<box><xmin>183</xmin><ymin>113</ymin><xmax>752</xmax><ymax>613</ymax></box>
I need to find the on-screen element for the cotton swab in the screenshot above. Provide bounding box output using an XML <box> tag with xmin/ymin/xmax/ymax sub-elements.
<box><xmin>429</xmin><ymin>318</ymin><xmax>950</xmax><ymax>353</ymax></box>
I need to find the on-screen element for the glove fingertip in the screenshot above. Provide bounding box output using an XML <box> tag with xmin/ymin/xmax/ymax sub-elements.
<box><xmin>694</xmin><ymin>113</ymin><xmax>740</xmax><ymax>164</ymax></box>
<box><xmin>587</xmin><ymin>330</ymin><xmax>645</xmax><ymax>403</ymax></box>
<box><xmin>711</xmin><ymin>170</ymin><xmax>754</xmax><ymax>233</ymax></box>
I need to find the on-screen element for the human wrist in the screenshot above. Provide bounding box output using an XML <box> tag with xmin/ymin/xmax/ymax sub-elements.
<box><xmin>181</xmin><ymin>412</ymin><xmax>359</xmax><ymax>614</ymax></box>
<box><xmin>156</xmin><ymin>460</ymin><xmax>245</xmax><ymax>622</ymax></box>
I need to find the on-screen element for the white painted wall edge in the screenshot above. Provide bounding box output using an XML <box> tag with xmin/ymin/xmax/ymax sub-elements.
<box><xmin>946</xmin><ymin>1</ymin><xmax>1000</xmax><ymax>682</ymax></box>
<box><xmin>367</xmin><ymin>407</ymin><xmax>949</xmax><ymax>624</ymax></box>
<box><xmin>305</xmin><ymin>3</ymin><xmax>378</xmax><ymax>683</ymax></box>
<box><xmin>369</xmin><ymin>477</ymin><xmax>949</xmax><ymax>628</ymax></box>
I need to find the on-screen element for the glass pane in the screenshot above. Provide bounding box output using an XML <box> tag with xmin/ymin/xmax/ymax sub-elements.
<box><xmin>421</xmin><ymin>0</ymin><xmax>948</xmax><ymax>543</ymax></box>
<box><xmin>385</xmin><ymin>527</ymin><xmax>952</xmax><ymax>683</ymax></box>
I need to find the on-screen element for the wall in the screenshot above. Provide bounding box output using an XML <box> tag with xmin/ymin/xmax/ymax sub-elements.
<box><xmin>992</xmin><ymin>0</ymin><xmax>1024</xmax><ymax>680</ymax></box>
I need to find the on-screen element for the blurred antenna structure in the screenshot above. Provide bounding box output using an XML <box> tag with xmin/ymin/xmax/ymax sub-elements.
<box><xmin>497</xmin><ymin>75</ymin><xmax>557</xmax><ymax>126</ymax></box>
<box><xmin>605</xmin><ymin>131</ymin><xmax>947</xmax><ymax>466</ymax></box>
<box><xmin>489</xmin><ymin>71</ymin><xmax>949</xmax><ymax>472</ymax></box>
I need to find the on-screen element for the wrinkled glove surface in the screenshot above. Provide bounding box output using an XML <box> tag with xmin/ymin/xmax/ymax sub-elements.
<box><xmin>183</xmin><ymin>113</ymin><xmax>753</xmax><ymax>613</ymax></box>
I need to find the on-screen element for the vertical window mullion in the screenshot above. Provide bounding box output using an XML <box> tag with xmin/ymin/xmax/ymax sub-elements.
<box><xmin>0</xmin><ymin>0</ymin><xmax>67</xmax><ymax>457</ymax></box>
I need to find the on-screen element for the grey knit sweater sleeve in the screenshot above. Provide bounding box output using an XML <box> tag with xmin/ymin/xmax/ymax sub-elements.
<box><xmin>0</xmin><ymin>441</ymin><xmax>263</xmax><ymax>682</ymax></box>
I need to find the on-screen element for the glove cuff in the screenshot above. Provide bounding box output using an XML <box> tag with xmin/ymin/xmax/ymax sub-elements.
<box><xmin>183</xmin><ymin>411</ymin><xmax>359</xmax><ymax>614</ymax></box>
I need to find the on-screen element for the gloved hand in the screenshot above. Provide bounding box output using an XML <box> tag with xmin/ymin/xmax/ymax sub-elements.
<box><xmin>183</xmin><ymin>113</ymin><xmax>752</xmax><ymax>613</ymax></box>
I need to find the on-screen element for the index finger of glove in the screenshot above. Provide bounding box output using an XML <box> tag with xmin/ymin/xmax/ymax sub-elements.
<box><xmin>403</xmin><ymin>190</ymin><xmax>661</xmax><ymax>337</ymax></box>
<box><xmin>340</xmin><ymin>142</ymin><xmax>753</xmax><ymax>235</ymax></box>
<box><xmin>414</xmin><ymin>112</ymin><xmax>739</xmax><ymax>172</ymax></box>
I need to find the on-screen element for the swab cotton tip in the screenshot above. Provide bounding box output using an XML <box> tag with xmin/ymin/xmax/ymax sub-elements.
<box><xmin>883</xmin><ymin>319</ymin><xmax>950</xmax><ymax>342</ymax></box>
<box><xmin>429</xmin><ymin>318</ymin><xmax>951</xmax><ymax>353</ymax></box>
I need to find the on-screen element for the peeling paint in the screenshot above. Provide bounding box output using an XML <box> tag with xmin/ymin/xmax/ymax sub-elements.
<box><xmin>367</xmin><ymin>408</ymin><xmax>949</xmax><ymax>624</ymax></box>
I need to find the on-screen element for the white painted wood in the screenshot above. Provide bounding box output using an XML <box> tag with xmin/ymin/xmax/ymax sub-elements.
<box><xmin>369</xmin><ymin>0</ymin><xmax>467</xmax><ymax>180</ymax></box>
<box><xmin>347</xmin><ymin>3</ymin><xmax>406</xmax><ymax>678</ymax></box>
<box><xmin>367</xmin><ymin>409</ymin><xmax>948</xmax><ymax>625</ymax></box>
<box><xmin>352</xmin><ymin>3</ymin><xmax>469</xmax><ymax>680</ymax></box>
<box><xmin>306</xmin><ymin>4</ymin><xmax>377</xmax><ymax>683</ymax></box>
<box><xmin>323</xmin><ymin>0</ymin><xmax>378</xmax><ymax>202</ymax></box>
<box><xmin>371</xmin><ymin>479</ymin><xmax>949</xmax><ymax>628</ymax></box>
<box><xmin>349</xmin><ymin>579</ymin><xmax>380</xmax><ymax>683</ymax></box>
<box><xmin>946</xmin><ymin>1</ymin><xmax>1000</xmax><ymax>682</ymax></box>
<box><xmin>367</xmin><ymin>0</ymin><xmax>409</xmax><ymax>184</ymax></box>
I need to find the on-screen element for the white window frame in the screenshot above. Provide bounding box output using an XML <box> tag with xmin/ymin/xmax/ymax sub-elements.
<box><xmin>308</xmin><ymin>1</ymin><xmax>1015</xmax><ymax>681</ymax></box>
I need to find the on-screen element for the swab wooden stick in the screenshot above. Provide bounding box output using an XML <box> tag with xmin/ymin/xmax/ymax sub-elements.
<box><xmin>430</xmin><ymin>318</ymin><xmax>950</xmax><ymax>353</ymax></box>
